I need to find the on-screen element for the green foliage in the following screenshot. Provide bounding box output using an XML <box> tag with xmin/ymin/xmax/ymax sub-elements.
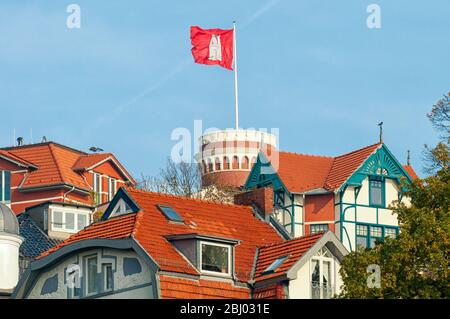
<box><xmin>339</xmin><ymin>94</ymin><xmax>450</xmax><ymax>299</ymax></box>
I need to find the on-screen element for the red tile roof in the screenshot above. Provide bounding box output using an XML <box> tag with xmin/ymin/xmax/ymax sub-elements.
<box><xmin>0</xmin><ymin>150</ymin><xmax>37</xmax><ymax>168</ymax></box>
<box><xmin>1</xmin><ymin>142</ymin><xmax>134</xmax><ymax>190</ymax></box>
<box><xmin>273</xmin><ymin>143</ymin><xmax>383</xmax><ymax>192</ymax></box>
<box><xmin>40</xmin><ymin>213</ymin><xmax>138</xmax><ymax>258</ymax></box>
<box><xmin>254</xmin><ymin>233</ymin><xmax>324</xmax><ymax>282</ymax></box>
<box><xmin>159</xmin><ymin>275</ymin><xmax>250</xmax><ymax>299</ymax></box>
<box><xmin>39</xmin><ymin>187</ymin><xmax>283</xmax><ymax>283</ymax></box>
<box><xmin>324</xmin><ymin>143</ymin><xmax>382</xmax><ymax>189</ymax></box>
<box><xmin>277</xmin><ymin>152</ymin><xmax>334</xmax><ymax>193</ymax></box>
<box><xmin>403</xmin><ymin>165</ymin><xmax>419</xmax><ymax>180</ymax></box>
<box><xmin>72</xmin><ymin>153</ymin><xmax>113</xmax><ymax>171</ymax></box>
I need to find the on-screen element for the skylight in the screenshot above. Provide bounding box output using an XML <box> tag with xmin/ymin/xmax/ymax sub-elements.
<box><xmin>157</xmin><ymin>205</ymin><xmax>184</xmax><ymax>222</ymax></box>
<box><xmin>262</xmin><ymin>255</ymin><xmax>288</xmax><ymax>274</ymax></box>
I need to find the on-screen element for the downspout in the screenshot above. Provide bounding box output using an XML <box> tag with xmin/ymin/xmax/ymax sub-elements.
<box><xmin>302</xmin><ymin>193</ymin><xmax>306</xmax><ymax>236</ymax></box>
<box><xmin>63</xmin><ymin>185</ymin><xmax>76</xmax><ymax>203</ymax></box>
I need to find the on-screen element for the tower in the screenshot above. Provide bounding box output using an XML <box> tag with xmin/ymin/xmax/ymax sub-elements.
<box><xmin>196</xmin><ymin>129</ymin><xmax>277</xmax><ymax>188</ymax></box>
<box><xmin>0</xmin><ymin>203</ymin><xmax>23</xmax><ymax>294</ymax></box>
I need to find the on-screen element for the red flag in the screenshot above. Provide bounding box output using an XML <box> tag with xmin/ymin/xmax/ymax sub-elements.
<box><xmin>190</xmin><ymin>26</ymin><xmax>234</xmax><ymax>70</ymax></box>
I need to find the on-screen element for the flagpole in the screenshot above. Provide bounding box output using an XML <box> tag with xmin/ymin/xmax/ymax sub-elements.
<box><xmin>233</xmin><ymin>21</ymin><xmax>239</xmax><ymax>131</ymax></box>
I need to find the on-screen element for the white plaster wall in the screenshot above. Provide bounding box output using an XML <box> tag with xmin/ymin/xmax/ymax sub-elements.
<box><xmin>288</xmin><ymin>254</ymin><xmax>342</xmax><ymax>299</ymax></box>
<box><xmin>0</xmin><ymin>234</ymin><xmax>23</xmax><ymax>291</ymax></box>
<box><xmin>27</xmin><ymin>249</ymin><xmax>153</xmax><ymax>299</ymax></box>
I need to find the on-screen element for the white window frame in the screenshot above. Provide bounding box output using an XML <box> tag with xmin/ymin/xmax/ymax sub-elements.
<box><xmin>85</xmin><ymin>254</ymin><xmax>99</xmax><ymax>296</ymax></box>
<box><xmin>107</xmin><ymin>177</ymin><xmax>117</xmax><ymax>202</ymax></box>
<box><xmin>102</xmin><ymin>263</ymin><xmax>113</xmax><ymax>292</ymax></box>
<box><xmin>51</xmin><ymin>209</ymin><xmax>89</xmax><ymax>233</ymax></box>
<box><xmin>199</xmin><ymin>241</ymin><xmax>232</xmax><ymax>277</ymax></box>
<box><xmin>310</xmin><ymin>248</ymin><xmax>335</xmax><ymax>299</ymax></box>
<box><xmin>93</xmin><ymin>172</ymin><xmax>102</xmax><ymax>204</ymax></box>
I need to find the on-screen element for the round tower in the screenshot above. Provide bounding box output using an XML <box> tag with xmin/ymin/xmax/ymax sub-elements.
<box><xmin>196</xmin><ymin>129</ymin><xmax>277</xmax><ymax>188</ymax></box>
<box><xmin>0</xmin><ymin>203</ymin><xmax>23</xmax><ymax>293</ymax></box>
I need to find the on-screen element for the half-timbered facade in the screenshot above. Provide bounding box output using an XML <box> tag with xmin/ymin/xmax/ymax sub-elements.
<box><xmin>244</xmin><ymin>143</ymin><xmax>418</xmax><ymax>252</ymax></box>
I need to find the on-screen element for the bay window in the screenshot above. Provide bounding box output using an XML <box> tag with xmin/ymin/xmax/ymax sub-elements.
<box><xmin>52</xmin><ymin>210</ymin><xmax>89</xmax><ymax>232</ymax></box>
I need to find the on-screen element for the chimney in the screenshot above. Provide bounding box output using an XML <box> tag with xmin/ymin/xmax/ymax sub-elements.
<box><xmin>234</xmin><ymin>187</ymin><xmax>273</xmax><ymax>221</ymax></box>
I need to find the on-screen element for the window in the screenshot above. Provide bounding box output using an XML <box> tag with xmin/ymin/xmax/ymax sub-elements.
<box><xmin>370</xmin><ymin>226</ymin><xmax>383</xmax><ymax>247</ymax></box>
<box><xmin>369</xmin><ymin>176</ymin><xmax>385</xmax><ymax>207</ymax></box>
<box><xmin>356</xmin><ymin>224</ymin><xmax>398</xmax><ymax>249</ymax></box>
<box><xmin>108</xmin><ymin>178</ymin><xmax>116</xmax><ymax>202</ymax></box>
<box><xmin>384</xmin><ymin>227</ymin><xmax>398</xmax><ymax>239</ymax></box>
<box><xmin>65</xmin><ymin>212</ymin><xmax>75</xmax><ymax>230</ymax></box>
<box><xmin>356</xmin><ymin>224</ymin><xmax>369</xmax><ymax>250</ymax></box>
<box><xmin>157</xmin><ymin>205</ymin><xmax>184</xmax><ymax>222</ymax></box>
<box><xmin>103</xmin><ymin>263</ymin><xmax>113</xmax><ymax>291</ymax></box>
<box><xmin>52</xmin><ymin>210</ymin><xmax>89</xmax><ymax>232</ymax></box>
<box><xmin>310</xmin><ymin>224</ymin><xmax>329</xmax><ymax>234</ymax></box>
<box><xmin>262</xmin><ymin>255</ymin><xmax>288</xmax><ymax>274</ymax></box>
<box><xmin>200</xmin><ymin>242</ymin><xmax>231</xmax><ymax>276</ymax></box>
<box><xmin>0</xmin><ymin>170</ymin><xmax>11</xmax><ymax>202</ymax></box>
<box><xmin>223</xmin><ymin>157</ymin><xmax>230</xmax><ymax>170</ymax></box>
<box><xmin>311</xmin><ymin>248</ymin><xmax>334</xmax><ymax>299</ymax></box>
<box><xmin>86</xmin><ymin>256</ymin><xmax>98</xmax><ymax>295</ymax></box>
<box><xmin>77</xmin><ymin>214</ymin><xmax>87</xmax><ymax>230</ymax></box>
<box><xmin>53</xmin><ymin>211</ymin><xmax>64</xmax><ymax>229</ymax></box>
<box><xmin>93</xmin><ymin>173</ymin><xmax>102</xmax><ymax>204</ymax></box>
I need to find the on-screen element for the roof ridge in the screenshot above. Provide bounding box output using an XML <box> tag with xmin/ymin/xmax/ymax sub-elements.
<box><xmin>1</xmin><ymin>141</ymin><xmax>87</xmax><ymax>155</ymax></box>
<box><xmin>278</xmin><ymin>150</ymin><xmax>333</xmax><ymax>159</ymax></box>
<box><xmin>258</xmin><ymin>232</ymin><xmax>324</xmax><ymax>249</ymax></box>
<box><xmin>47</xmin><ymin>143</ymin><xmax>65</xmax><ymax>184</ymax></box>
<box><xmin>125</xmin><ymin>187</ymin><xmax>251</xmax><ymax>210</ymax></box>
<box><xmin>333</xmin><ymin>142</ymin><xmax>382</xmax><ymax>159</ymax></box>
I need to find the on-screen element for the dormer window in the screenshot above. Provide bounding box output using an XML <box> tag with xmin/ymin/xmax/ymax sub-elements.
<box><xmin>200</xmin><ymin>241</ymin><xmax>231</xmax><ymax>276</ymax></box>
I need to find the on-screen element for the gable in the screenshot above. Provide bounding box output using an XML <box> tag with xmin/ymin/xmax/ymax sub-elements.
<box><xmin>102</xmin><ymin>188</ymin><xmax>140</xmax><ymax>220</ymax></box>
<box><xmin>244</xmin><ymin>152</ymin><xmax>288</xmax><ymax>192</ymax></box>
<box><xmin>340</xmin><ymin>144</ymin><xmax>413</xmax><ymax>191</ymax></box>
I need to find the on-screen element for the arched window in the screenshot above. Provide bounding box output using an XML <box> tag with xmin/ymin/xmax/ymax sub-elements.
<box><xmin>215</xmin><ymin>158</ymin><xmax>221</xmax><ymax>171</ymax></box>
<box><xmin>241</xmin><ymin>156</ymin><xmax>249</xmax><ymax>169</ymax></box>
<box><xmin>232</xmin><ymin>156</ymin><xmax>239</xmax><ymax>169</ymax></box>
<box><xmin>223</xmin><ymin>156</ymin><xmax>230</xmax><ymax>170</ymax></box>
<box><xmin>251</xmin><ymin>157</ymin><xmax>257</xmax><ymax>168</ymax></box>
<box><xmin>208</xmin><ymin>159</ymin><xmax>213</xmax><ymax>172</ymax></box>
<box><xmin>202</xmin><ymin>160</ymin><xmax>207</xmax><ymax>174</ymax></box>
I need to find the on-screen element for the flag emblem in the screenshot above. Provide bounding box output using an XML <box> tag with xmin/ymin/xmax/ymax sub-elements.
<box><xmin>190</xmin><ymin>26</ymin><xmax>234</xmax><ymax>70</ymax></box>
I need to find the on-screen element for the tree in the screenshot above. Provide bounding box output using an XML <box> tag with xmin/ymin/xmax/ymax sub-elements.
<box><xmin>136</xmin><ymin>157</ymin><xmax>242</xmax><ymax>203</ymax></box>
<box><xmin>338</xmin><ymin>93</ymin><xmax>450</xmax><ymax>299</ymax></box>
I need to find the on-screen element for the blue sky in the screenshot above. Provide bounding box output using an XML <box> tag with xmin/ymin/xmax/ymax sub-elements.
<box><xmin>1</xmin><ymin>1</ymin><xmax>448</xmax><ymax>178</ymax></box>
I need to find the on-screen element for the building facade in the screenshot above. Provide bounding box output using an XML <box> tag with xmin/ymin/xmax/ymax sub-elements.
<box><xmin>243</xmin><ymin>143</ymin><xmax>418</xmax><ymax>252</ymax></box>
<box><xmin>195</xmin><ymin>129</ymin><xmax>277</xmax><ymax>188</ymax></box>
<box><xmin>0</xmin><ymin>141</ymin><xmax>135</xmax><ymax>214</ymax></box>
<box><xmin>13</xmin><ymin>187</ymin><xmax>348</xmax><ymax>299</ymax></box>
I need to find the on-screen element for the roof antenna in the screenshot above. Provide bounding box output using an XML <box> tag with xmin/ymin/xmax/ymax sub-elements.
<box><xmin>377</xmin><ymin>122</ymin><xmax>383</xmax><ymax>143</ymax></box>
<box><xmin>407</xmin><ymin>150</ymin><xmax>411</xmax><ymax>166</ymax></box>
